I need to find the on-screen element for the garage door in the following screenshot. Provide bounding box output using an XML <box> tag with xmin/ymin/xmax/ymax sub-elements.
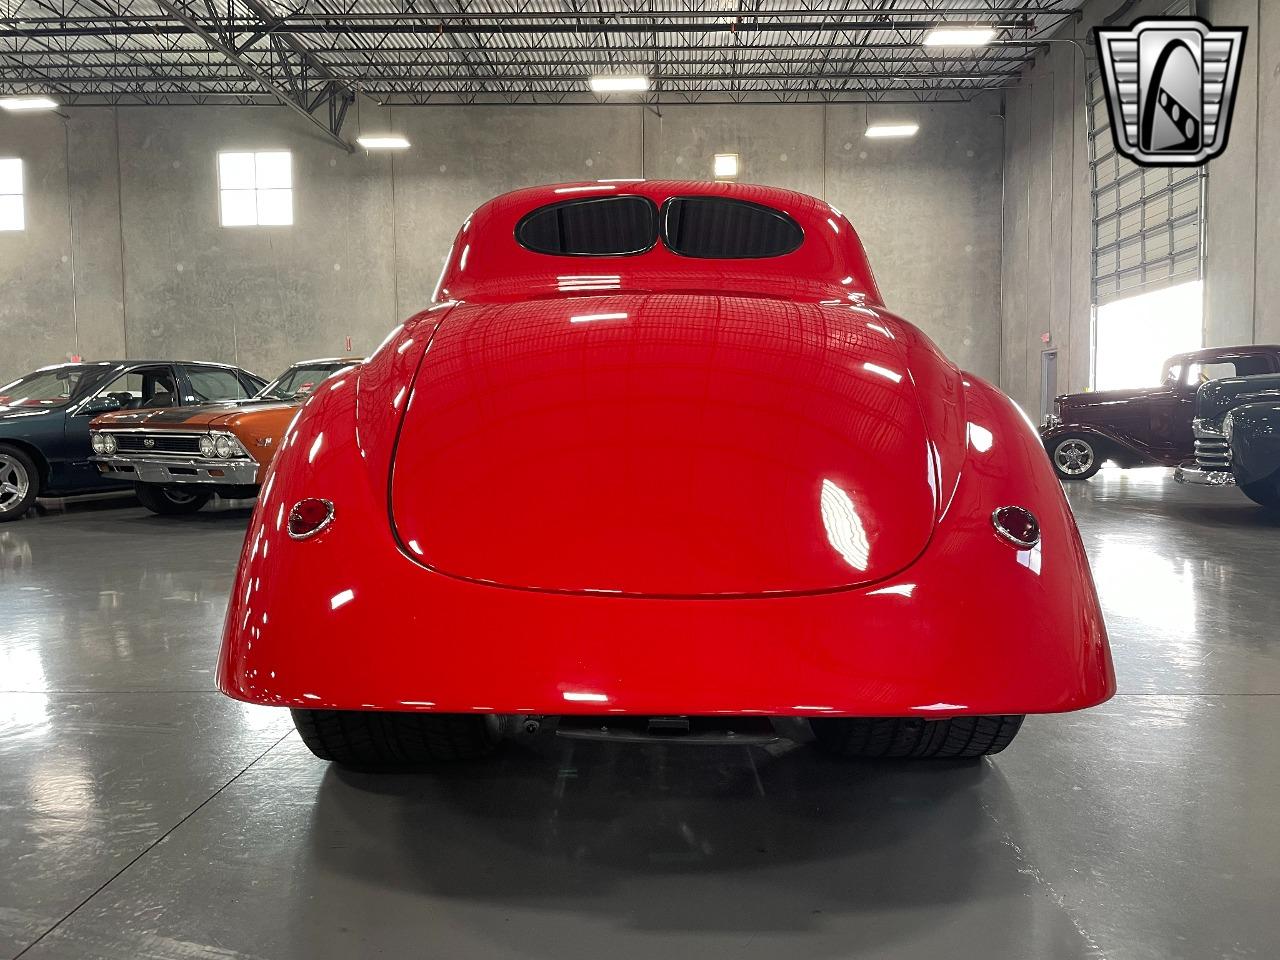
<box><xmin>1087</xmin><ymin>5</ymin><xmax>1204</xmax><ymax>307</ymax></box>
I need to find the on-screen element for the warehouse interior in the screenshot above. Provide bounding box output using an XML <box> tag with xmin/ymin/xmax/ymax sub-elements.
<box><xmin>3</xmin><ymin>0</ymin><xmax>1280</xmax><ymax>958</ymax></box>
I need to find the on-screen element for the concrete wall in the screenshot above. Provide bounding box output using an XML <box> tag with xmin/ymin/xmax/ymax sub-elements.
<box><xmin>1001</xmin><ymin>38</ymin><xmax>1093</xmax><ymax>416</ymax></box>
<box><xmin>1200</xmin><ymin>0</ymin><xmax>1280</xmax><ymax>348</ymax></box>
<box><xmin>0</xmin><ymin>98</ymin><xmax>1004</xmax><ymax>386</ymax></box>
<box><xmin>999</xmin><ymin>0</ymin><xmax>1188</xmax><ymax>416</ymax></box>
<box><xmin>1000</xmin><ymin>0</ymin><xmax>1279</xmax><ymax>415</ymax></box>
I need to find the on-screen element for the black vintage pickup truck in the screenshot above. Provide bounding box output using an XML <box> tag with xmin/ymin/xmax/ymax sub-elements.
<box><xmin>1175</xmin><ymin>372</ymin><xmax>1280</xmax><ymax>508</ymax></box>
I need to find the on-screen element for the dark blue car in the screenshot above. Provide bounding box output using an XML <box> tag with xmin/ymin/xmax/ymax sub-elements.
<box><xmin>0</xmin><ymin>360</ymin><xmax>265</xmax><ymax>521</ymax></box>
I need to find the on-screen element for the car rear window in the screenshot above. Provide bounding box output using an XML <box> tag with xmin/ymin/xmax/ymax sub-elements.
<box><xmin>662</xmin><ymin>197</ymin><xmax>804</xmax><ymax>259</ymax></box>
<box><xmin>516</xmin><ymin>196</ymin><xmax>658</xmax><ymax>256</ymax></box>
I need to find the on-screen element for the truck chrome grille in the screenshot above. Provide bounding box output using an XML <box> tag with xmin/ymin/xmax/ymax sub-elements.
<box><xmin>1194</xmin><ymin>437</ymin><xmax>1231</xmax><ymax>470</ymax></box>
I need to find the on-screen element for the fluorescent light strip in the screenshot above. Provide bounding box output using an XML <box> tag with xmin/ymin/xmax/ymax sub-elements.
<box><xmin>356</xmin><ymin>135</ymin><xmax>410</xmax><ymax>150</ymax></box>
<box><xmin>865</xmin><ymin>123</ymin><xmax>920</xmax><ymax>139</ymax></box>
<box><xmin>863</xmin><ymin>362</ymin><xmax>904</xmax><ymax>383</ymax></box>
<box><xmin>558</xmin><ymin>275</ymin><xmax>622</xmax><ymax>292</ymax></box>
<box><xmin>0</xmin><ymin>96</ymin><xmax>59</xmax><ymax>112</ymax></box>
<box><xmin>922</xmin><ymin>26</ymin><xmax>996</xmax><ymax>47</ymax></box>
<box><xmin>590</xmin><ymin>75</ymin><xmax>650</xmax><ymax>93</ymax></box>
<box><xmin>570</xmin><ymin>312</ymin><xmax>628</xmax><ymax>323</ymax></box>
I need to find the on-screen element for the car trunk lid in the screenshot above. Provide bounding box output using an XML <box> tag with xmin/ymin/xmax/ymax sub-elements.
<box><xmin>389</xmin><ymin>294</ymin><xmax>938</xmax><ymax>596</ymax></box>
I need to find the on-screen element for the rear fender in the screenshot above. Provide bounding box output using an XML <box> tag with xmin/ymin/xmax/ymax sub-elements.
<box><xmin>226</xmin><ymin>305</ymin><xmax>449</xmax><ymax>622</ymax></box>
<box><xmin>892</xmin><ymin>316</ymin><xmax>966</xmax><ymax>516</ymax></box>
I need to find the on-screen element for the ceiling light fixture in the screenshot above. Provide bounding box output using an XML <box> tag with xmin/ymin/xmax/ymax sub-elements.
<box><xmin>0</xmin><ymin>96</ymin><xmax>59</xmax><ymax>112</ymax></box>
<box><xmin>356</xmin><ymin>135</ymin><xmax>410</xmax><ymax>150</ymax></box>
<box><xmin>589</xmin><ymin>75</ymin><xmax>651</xmax><ymax>93</ymax></box>
<box><xmin>922</xmin><ymin>25</ymin><xmax>996</xmax><ymax>47</ymax></box>
<box><xmin>865</xmin><ymin>123</ymin><xmax>920</xmax><ymax>139</ymax></box>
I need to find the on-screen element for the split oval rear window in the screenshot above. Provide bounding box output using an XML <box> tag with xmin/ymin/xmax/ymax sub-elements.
<box><xmin>515</xmin><ymin>194</ymin><xmax>806</xmax><ymax>260</ymax></box>
<box><xmin>516</xmin><ymin>195</ymin><xmax>658</xmax><ymax>256</ymax></box>
<box><xmin>662</xmin><ymin>197</ymin><xmax>804</xmax><ymax>259</ymax></box>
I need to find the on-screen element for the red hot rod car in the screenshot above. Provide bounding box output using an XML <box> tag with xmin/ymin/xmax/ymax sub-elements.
<box><xmin>217</xmin><ymin>181</ymin><xmax>1114</xmax><ymax>766</ymax></box>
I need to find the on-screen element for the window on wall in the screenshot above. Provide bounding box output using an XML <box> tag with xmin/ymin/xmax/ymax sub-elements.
<box><xmin>217</xmin><ymin>150</ymin><xmax>292</xmax><ymax>227</ymax></box>
<box><xmin>0</xmin><ymin>158</ymin><xmax>24</xmax><ymax>231</ymax></box>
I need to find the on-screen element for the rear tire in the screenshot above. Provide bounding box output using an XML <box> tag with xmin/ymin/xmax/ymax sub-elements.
<box><xmin>291</xmin><ymin>709</ymin><xmax>504</xmax><ymax>766</ymax></box>
<box><xmin>1048</xmin><ymin>435</ymin><xmax>1101</xmax><ymax>481</ymax></box>
<box><xmin>0</xmin><ymin>445</ymin><xmax>40</xmax><ymax>523</ymax></box>
<box><xmin>134</xmin><ymin>482</ymin><xmax>212</xmax><ymax>515</ymax></box>
<box><xmin>811</xmin><ymin>715</ymin><xmax>1025</xmax><ymax>759</ymax></box>
<box><xmin>1239</xmin><ymin>473</ymin><xmax>1280</xmax><ymax>510</ymax></box>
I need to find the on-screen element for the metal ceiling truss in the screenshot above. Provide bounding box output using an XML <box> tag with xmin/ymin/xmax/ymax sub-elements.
<box><xmin>0</xmin><ymin>1</ymin><xmax>1083</xmax><ymax>127</ymax></box>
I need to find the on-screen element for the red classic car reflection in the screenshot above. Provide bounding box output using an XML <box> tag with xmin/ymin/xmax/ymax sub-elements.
<box><xmin>217</xmin><ymin>181</ymin><xmax>1114</xmax><ymax>767</ymax></box>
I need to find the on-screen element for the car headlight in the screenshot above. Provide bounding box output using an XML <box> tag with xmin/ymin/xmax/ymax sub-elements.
<box><xmin>101</xmin><ymin>433</ymin><xmax>117</xmax><ymax>455</ymax></box>
<box><xmin>214</xmin><ymin>434</ymin><xmax>238</xmax><ymax>459</ymax></box>
<box><xmin>1223</xmin><ymin>412</ymin><xmax>1234</xmax><ymax>443</ymax></box>
<box><xmin>91</xmin><ymin>433</ymin><xmax>106</xmax><ymax>454</ymax></box>
<box><xmin>199</xmin><ymin>434</ymin><xmax>217</xmax><ymax>458</ymax></box>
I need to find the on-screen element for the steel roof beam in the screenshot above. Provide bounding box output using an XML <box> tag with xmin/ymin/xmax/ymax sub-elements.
<box><xmin>145</xmin><ymin>0</ymin><xmax>355</xmax><ymax>150</ymax></box>
<box><xmin>1</xmin><ymin>18</ymin><xmax>1035</xmax><ymax>38</ymax></box>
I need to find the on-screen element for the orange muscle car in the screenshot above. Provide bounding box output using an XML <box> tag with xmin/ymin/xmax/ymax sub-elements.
<box><xmin>89</xmin><ymin>358</ymin><xmax>360</xmax><ymax>514</ymax></box>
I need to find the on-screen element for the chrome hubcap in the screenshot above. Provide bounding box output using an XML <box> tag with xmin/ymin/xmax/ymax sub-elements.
<box><xmin>0</xmin><ymin>454</ymin><xmax>31</xmax><ymax>513</ymax></box>
<box><xmin>162</xmin><ymin>488</ymin><xmax>198</xmax><ymax>505</ymax></box>
<box><xmin>1054</xmin><ymin>439</ymin><xmax>1095</xmax><ymax>476</ymax></box>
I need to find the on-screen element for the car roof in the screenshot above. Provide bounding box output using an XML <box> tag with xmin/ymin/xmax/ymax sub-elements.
<box><xmin>36</xmin><ymin>359</ymin><xmax>253</xmax><ymax>370</ymax></box>
<box><xmin>437</xmin><ymin>179</ymin><xmax>882</xmax><ymax>306</ymax></box>
<box><xmin>1170</xmin><ymin>344</ymin><xmax>1280</xmax><ymax>363</ymax></box>
<box><xmin>485</xmin><ymin>179</ymin><xmax>835</xmax><ymax>218</ymax></box>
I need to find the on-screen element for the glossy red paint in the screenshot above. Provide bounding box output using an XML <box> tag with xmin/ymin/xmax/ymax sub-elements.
<box><xmin>389</xmin><ymin>295</ymin><xmax>936</xmax><ymax>596</ymax></box>
<box><xmin>217</xmin><ymin>181</ymin><xmax>1114</xmax><ymax>717</ymax></box>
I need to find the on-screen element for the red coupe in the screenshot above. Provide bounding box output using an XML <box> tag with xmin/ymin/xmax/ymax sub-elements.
<box><xmin>217</xmin><ymin>181</ymin><xmax>1115</xmax><ymax>766</ymax></box>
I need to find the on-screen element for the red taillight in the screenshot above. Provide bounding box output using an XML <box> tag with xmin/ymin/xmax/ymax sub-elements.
<box><xmin>991</xmin><ymin>506</ymin><xmax>1040</xmax><ymax>548</ymax></box>
<box><xmin>288</xmin><ymin>498</ymin><xmax>334</xmax><ymax>540</ymax></box>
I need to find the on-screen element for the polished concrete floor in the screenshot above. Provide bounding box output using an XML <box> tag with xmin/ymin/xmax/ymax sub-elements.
<box><xmin>2</xmin><ymin>470</ymin><xmax>1279</xmax><ymax>960</ymax></box>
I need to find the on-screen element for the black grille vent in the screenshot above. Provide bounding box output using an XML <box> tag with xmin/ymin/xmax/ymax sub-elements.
<box><xmin>112</xmin><ymin>433</ymin><xmax>203</xmax><ymax>455</ymax></box>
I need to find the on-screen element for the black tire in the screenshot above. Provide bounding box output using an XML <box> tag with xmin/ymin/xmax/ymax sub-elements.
<box><xmin>134</xmin><ymin>482</ymin><xmax>212</xmax><ymax>515</ymax></box>
<box><xmin>811</xmin><ymin>715</ymin><xmax>1025</xmax><ymax>759</ymax></box>
<box><xmin>1047</xmin><ymin>435</ymin><xmax>1102</xmax><ymax>481</ymax></box>
<box><xmin>291</xmin><ymin>709</ymin><xmax>504</xmax><ymax>766</ymax></box>
<box><xmin>0</xmin><ymin>444</ymin><xmax>40</xmax><ymax>523</ymax></box>
<box><xmin>1239</xmin><ymin>473</ymin><xmax>1280</xmax><ymax>510</ymax></box>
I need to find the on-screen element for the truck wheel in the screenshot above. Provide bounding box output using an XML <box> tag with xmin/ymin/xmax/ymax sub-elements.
<box><xmin>134</xmin><ymin>483</ymin><xmax>212</xmax><ymax>515</ymax></box>
<box><xmin>811</xmin><ymin>715</ymin><xmax>1025</xmax><ymax>759</ymax></box>
<box><xmin>1239</xmin><ymin>472</ymin><xmax>1280</xmax><ymax>510</ymax></box>
<box><xmin>291</xmin><ymin>709</ymin><xmax>504</xmax><ymax>766</ymax></box>
<box><xmin>1049</xmin><ymin>435</ymin><xmax>1101</xmax><ymax>481</ymax></box>
<box><xmin>0</xmin><ymin>445</ymin><xmax>40</xmax><ymax>522</ymax></box>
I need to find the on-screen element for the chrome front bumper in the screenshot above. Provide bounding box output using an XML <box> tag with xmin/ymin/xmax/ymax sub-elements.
<box><xmin>1174</xmin><ymin>463</ymin><xmax>1235</xmax><ymax>486</ymax></box>
<box><xmin>91</xmin><ymin>455</ymin><xmax>259</xmax><ymax>486</ymax></box>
